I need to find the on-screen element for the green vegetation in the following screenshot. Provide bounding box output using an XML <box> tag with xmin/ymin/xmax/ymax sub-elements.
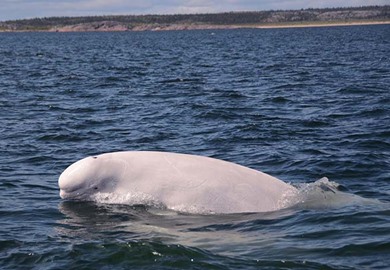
<box><xmin>0</xmin><ymin>5</ymin><xmax>389</xmax><ymax>31</ymax></box>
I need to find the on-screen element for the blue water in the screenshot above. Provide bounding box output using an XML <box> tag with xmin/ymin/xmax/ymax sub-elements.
<box><xmin>0</xmin><ymin>25</ymin><xmax>389</xmax><ymax>269</ymax></box>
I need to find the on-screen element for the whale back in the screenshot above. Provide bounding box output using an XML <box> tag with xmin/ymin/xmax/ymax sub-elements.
<box><xmin>59</xmin><ymin>151</ymin><xmax>297</xmax><ymax>213</ymax></box>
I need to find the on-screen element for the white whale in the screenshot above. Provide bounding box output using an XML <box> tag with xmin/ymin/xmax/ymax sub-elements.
<box><xmin>58</xmin><ymin>151</ymin><xmax>298</xmax><ymax>214</ymax></box>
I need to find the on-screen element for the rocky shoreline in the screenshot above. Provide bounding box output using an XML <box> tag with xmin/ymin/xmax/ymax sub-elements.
<box><xmin>0</xmin><ymin>21</ymin><xmax>384</xmax><ymax>33</ymax></box>
<box><xmin>63</xmin><ymin>21</ymin><xmax>390</xmax><ymax>32</ymax></box>
<box><xmin>0</xmin><ymin>20</ymin><xmax>387</xmax><ymax>33</ymax></box>
<box><xmin>1</xmin><ymin>6</ymin><xmax>389</xmax><ymax>32</ymax></box>
<box><xmin>50</xmin><ymin>22</ymin><xmax>241</xmax><ymax>32</ymax></box>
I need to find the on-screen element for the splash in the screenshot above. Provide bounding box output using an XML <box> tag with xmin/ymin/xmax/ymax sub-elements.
<box><xmin>87</xmin><ymin>177</ymin><xmax>381</xmax><ymax>214</ymax></box>
<box><xmin>90</xmin><ymin>192</ymin><xmax>218</xmax><ymax>214</ymax></box>
<box><xmin>288</xmin><ymin>177</ymin><xmax>381</xmax><ymax>210</ymax></box>
<box><xmin>169</xmin><ymin>204</ymin><xmax>216</xmax><ymax>215</ymax></box>
<box><xmin>90</xmin><ymin>191</ymin><xmax>167</xmax><ymax>210</ymax></box>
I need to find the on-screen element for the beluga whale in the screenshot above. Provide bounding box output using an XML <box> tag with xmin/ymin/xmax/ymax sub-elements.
<box><xmin>58</xmin><ymin>151</ymin><xmax>298</xmax><ymax>214</ymax></box>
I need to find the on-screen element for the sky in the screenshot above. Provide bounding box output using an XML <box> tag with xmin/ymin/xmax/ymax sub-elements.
<box><xmin>1</xmin><ymin>0</ymin><xmax>388</xmax><ymax>21</ymax></box>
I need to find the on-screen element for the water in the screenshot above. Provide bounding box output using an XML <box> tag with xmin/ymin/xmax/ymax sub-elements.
<box><xmin>0</xmin><ymin>25</ymin><xmax>389</xmax><ymax>269</ymax></box>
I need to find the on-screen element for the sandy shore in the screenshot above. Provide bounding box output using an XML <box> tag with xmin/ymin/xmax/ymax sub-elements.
<box><xmin>252</xmin><ymin>21</ymin><xmax>390</xmax><ymax>29</ymax></box>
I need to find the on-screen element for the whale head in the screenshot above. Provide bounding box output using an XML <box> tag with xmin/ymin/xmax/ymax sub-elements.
<box><xmin>58</xmin><ymin>154</ymin><xmax>125</xmax><ymax>200</ymax></box>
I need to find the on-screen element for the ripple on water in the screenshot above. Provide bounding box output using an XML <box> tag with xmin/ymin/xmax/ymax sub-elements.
<box><xmin>0</xmin><ymin>26</ymin><xmax>389</xmax><ymax>270</ymax></box>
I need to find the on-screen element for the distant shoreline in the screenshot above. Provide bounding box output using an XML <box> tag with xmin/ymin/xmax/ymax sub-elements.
<box><xmin>1</xmin><ymin>6</ymin><xmax>389</xmax><ymax>32</ymax></box>
<box><xmin>250</xmin><ymin>20</ymin><xmax>390</xmax><ymax>29</ymax></box>
<box><xmin>0</xmin><ymin>20</ymin><xmax>389</xmax><ymax>33</ymax></box>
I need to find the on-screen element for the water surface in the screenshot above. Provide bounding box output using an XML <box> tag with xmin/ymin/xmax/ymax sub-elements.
<box><xmin>0</xmin><ymin>25</ymin><xmax>389</xmax><ymax>269</ymax></box>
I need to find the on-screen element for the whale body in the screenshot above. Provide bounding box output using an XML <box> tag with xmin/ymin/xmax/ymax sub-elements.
<box><xmin>58</xmin><ymin>151</ymin><xmax>298</xmax><ymax>214</ymax></box>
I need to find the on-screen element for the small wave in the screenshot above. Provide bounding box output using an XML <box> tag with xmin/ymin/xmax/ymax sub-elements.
<box><xmin>158</xmin><ymin>78</ymin><xmax>204</xmax><ymax>84</ymax></box>
<box><xmin>288</xmin><ymin>177</ymin><xmax>383</xmax><ymax>210</ymax></box>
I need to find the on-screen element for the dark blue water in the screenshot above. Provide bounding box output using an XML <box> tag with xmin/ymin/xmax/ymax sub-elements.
<box><xmin>0</xmin><ymin>25</ymin><xmax>389</xmax><ymax>269</ymax></box>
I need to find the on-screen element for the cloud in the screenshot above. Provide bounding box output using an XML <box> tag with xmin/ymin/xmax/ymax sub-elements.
<box><xmin>1</xmin><ymin>0</ymin><xmax>388</xmax><ymax>20</ymax></box>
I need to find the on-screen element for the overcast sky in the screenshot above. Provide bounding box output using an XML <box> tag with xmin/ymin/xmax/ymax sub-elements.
<box><xmin>1</xmin><ymin>0</ymin><xmax>388</xmax><ymax>21</ymax></box>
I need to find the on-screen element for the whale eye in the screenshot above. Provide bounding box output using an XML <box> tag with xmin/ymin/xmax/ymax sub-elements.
<box><xmin>94</xmin><ymin>186</ymin><xmax>98</xmax><ymax>190</ymax></box>
<box><xmin>92</xmin><ymin>156</ymin><xmax>98</xmax><ymax>159</ymax></box>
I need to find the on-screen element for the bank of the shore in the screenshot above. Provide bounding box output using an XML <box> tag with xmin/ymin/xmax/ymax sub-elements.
<box><xmin>0</xmin><ymin>20</ymin><xmax>389</xmax><ymax>33</ymax></box>
<box><xmin>251</xmin><ymin>20</ymin><xmax>390</xmax><ymax>29</ymax></box>
<box><xmin>1</xmin><ymin>6</ymin><xmax>388</xmax><ymax>32</ymax></box>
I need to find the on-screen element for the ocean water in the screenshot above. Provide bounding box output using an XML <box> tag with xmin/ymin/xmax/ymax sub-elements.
<box><xmin>0</xmin><ymin>25</ymin><xmax>389</xmax><ymax>269</ymax></box>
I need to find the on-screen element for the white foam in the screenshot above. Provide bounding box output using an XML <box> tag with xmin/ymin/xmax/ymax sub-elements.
<box><xmin>87</xmin><ymin>177</ymin><xmax>381</xmax><ymax>214</ymax></box>
<box><xmin>288</xmin><ymin>177</ymin><xmax>381</xmax><ymax>210</ymax></box>
<box><xmin>90</xmin><ymin>191</ymin><xmax>166</xmax><ymax>209</ymax></box>
<box><xmin>169</xmin><ymin>204</ymin><xmax>216</xmax><ymax>215</ymax></box>
<box><xmin>90</xmin><ymin>192</ymin><xmax>220</xmax><ymax>214</ymax></box>
<box><xmin>276</xmin><ymin>185</ymin><xmax>300</xmax><ymax>210</ymax></box>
